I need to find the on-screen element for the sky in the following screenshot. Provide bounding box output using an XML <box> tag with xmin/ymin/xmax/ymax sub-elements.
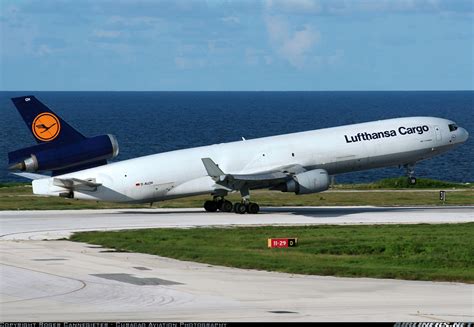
<box><xmin>0</xmin><ymin>0</ymin><xmax>473</xmax><ymax>91</ymax></box>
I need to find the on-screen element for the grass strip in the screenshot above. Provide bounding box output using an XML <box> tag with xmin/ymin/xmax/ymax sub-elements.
<box><xmin>71</xmin><ymin>223</ymin><xmax>474</xmax><ymax>283</ymax></box>
<box><xmin>0</xmin><ymin>177</ymin><xmax>473</xmax><ymax>210</ymax></box>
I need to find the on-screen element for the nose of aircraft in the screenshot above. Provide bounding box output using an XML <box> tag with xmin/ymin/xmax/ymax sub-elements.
<box><xmin>458</xmin><ymin>127</ymin><xmax>469</xmax><ymax>143</ymax></box>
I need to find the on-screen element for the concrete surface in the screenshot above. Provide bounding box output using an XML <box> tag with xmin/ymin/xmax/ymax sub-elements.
<box><xmin>1</xmin><ymin>206</ymin><xmax>473</xmax><ymax>321</ymax></box>
<box><xmin>1</xmin><ymin>206</ymin><xmax>473</xmax><ymax>240</ymax></box>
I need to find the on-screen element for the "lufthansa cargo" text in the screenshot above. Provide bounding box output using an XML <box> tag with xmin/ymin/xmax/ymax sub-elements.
<box><xmin>344</xmin><ymin>125</ymin><xmax>430</xmax><ymax>143</ymax></box>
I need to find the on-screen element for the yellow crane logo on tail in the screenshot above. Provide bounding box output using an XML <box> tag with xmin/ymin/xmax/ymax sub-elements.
<box><xmin>32</xmin><ymin>112</ymin><xmax>61</xmax><ymax>141</ymax></box>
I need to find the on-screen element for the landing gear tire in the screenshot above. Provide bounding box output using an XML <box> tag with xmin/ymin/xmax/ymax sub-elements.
<box><xmin>247</xmin><ymin>202</ymin><xmax>260</xmax><ymax>214</ymax></box>
<box><xmin>404</xmin><ymin>164</ymin><xmax>416</xmax><ymax>186</ymax></box>
<box><xmin>204</xmin><ymin>200</ymin><xmax>218</xmax><ymax>212</ymax></box>
<box><xmin>220</xmin><ymin>200</ymin><xmax>233</xmax><ymax>212</ymax></box>
<box><xmin>234</xmin><ymin>202</ymin><xmax>247</xmax><ymax>214</ymax></box>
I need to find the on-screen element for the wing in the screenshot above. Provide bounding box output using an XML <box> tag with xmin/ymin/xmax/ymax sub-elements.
<box><xmin>201</xmin><ymin>158</ymin><xmax>304</xmax><ymax>190</ymax></box>
<box><xmin>53</xmin><ymin>177</ymin><xmax>102</xmax><ymax>191</ymax></box>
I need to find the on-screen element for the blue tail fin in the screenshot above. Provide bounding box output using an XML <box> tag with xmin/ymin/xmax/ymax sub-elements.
<box><xmin>11</xmin><ymin>95</ymin><xmax>85</xmax><ymax>144</ymax></box>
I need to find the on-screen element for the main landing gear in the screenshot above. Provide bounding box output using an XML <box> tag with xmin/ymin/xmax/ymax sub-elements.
<box><xmin>203</xmin><ymin>198</ymin><xmax>232</xmax><ymax>212</ymax></box>
<box><xmin>233</xmin><ymin>201</ymin><xmax>260</xmax><ymax>214</ymax></box>
<box><xmin>203</xmin><ymin>186</ymin><xmax>260</xmax><ymax>214</ymax></box>
<box><xmin>203</xmin><ymin>199</ymin><xmax>260</xmax><ymax>214</ymax></box>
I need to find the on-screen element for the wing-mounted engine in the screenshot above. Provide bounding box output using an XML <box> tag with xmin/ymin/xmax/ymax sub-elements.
<box><xmin>278</xmin><ymin>169</ymin><xmax>330</xmax><ymax>194</ymax></box>
<box><xmin>8</xmin><ymin>134</ymin><xmax>119</xmax><ymax>175</ymax></box>
<box><xmin>201</xmin><ymin>158</ymin><xmax>329</xmax><ymax>196</ymax></box>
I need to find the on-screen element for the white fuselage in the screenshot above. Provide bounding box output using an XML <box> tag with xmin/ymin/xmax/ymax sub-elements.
<box><xmin>33</xmin><ymin>116</ymin><xmax>469</xmax><ymax>203</ymax></box>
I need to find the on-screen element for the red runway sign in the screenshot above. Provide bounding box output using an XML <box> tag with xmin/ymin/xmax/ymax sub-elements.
<box><xmin>267</xmin><ymin>238</ymin><xmax>298</xmax><ymax>248</ymax></box>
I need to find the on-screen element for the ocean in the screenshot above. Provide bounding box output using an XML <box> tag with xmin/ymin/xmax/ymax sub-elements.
<box><xmin>1</xmin><ymin>91</ymin><xmax>473</xmax><ymax>183</ymax></box>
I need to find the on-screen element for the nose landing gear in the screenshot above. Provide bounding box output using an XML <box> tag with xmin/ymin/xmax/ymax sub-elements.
<box><xmin>404</xmin><ymin>164</ymin><xmax>417</xmax><ymax>185</ymax></box>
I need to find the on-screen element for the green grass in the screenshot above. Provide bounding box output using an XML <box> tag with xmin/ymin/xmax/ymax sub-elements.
<box><xmin>332</xmin><ymin>177</ymin><xmax>472</xmax><ymax>189</ymax></box>
<box><xmin>0</xmin><ymin>182</ymin><xmax>29</xmax><ymax>188</ymax></box>
<box><xmin>0</xmin><ymin>184</ymin><xmax>143</xmax><ymax>210</ymax></box>
<box><xmin>71</xmin><ymin>223</ymin><xmax>474</xmax><ymax>283</ymax></box>
<box><xmin>0</xmin><ymin>177</ymin><xmax>472</xmax><ymax>210</ymax></box>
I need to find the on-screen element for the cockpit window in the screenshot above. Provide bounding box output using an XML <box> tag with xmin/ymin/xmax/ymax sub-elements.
<box><xmin>449</xmin><ymin>124</ymin><xmax>458</xmax><ymax>132</ymax></box>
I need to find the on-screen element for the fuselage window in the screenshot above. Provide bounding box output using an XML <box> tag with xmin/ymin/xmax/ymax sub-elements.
<box><xmin>449</xmin><ymin>124</ymin><xmax>458</xmax><ymax>132</ymax></box>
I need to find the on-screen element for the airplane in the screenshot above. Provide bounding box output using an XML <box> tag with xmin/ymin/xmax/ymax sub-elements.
<box><xmin>7</xmin><ymin>95</ymin><xmax>469</xmax><ymax>214</ymax></box>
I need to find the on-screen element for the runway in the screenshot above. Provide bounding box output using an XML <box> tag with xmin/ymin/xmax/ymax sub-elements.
<box><xmin>1</xmin><ymin>206</ymin><xmax>474</xmax><ymax>240</ymax></box>
<box><xmin>1</xmin><ymin>206</ymin><xmax>473</xmax><ymax>321</ymax></box>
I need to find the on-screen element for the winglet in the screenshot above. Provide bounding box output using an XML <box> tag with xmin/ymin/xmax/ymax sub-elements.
<box><xmin>201</xmin><ymin>158</ymin><xmax>224</xmax><ymax>178</ymax></box>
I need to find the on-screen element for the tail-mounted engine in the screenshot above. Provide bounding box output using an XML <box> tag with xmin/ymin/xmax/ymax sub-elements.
<box><xmin>9</xmin><ymin>134</ymin><xmax>119</xmax><ymax>174</ymax></box>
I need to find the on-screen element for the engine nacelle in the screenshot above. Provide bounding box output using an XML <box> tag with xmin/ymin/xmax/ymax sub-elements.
<box><xmin>9</xmin><ymin>134</ymin><xmax>119</xmax><ymax>173</ymax></box>
<box><xmin>282</xmin><ymin>169</ymin><xmax>330</xmax><ymax>195</ymax></box>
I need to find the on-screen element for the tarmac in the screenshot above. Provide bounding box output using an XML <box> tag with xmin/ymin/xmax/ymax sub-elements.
<box><xmin>1</xmin><ymin>206</ymin><xmax>473</xmax><ymax>321</ymax></box>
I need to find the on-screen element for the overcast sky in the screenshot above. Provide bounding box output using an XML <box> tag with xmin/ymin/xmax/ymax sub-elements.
<box><xmin>1</xmin><ymin>0</ymin><xmax>473</xmax><ymax>91</ymax></box>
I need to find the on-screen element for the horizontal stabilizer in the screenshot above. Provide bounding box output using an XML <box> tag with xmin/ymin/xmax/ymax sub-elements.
<box><xmin>53</xmin><ymin>177</ymin><xmax>101</xmax><ymax>191</ymax></box>
<box><xmin>12</xmin><ymin>172</ymin><xmax>49</xmax><ymax>180</ymax></box>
